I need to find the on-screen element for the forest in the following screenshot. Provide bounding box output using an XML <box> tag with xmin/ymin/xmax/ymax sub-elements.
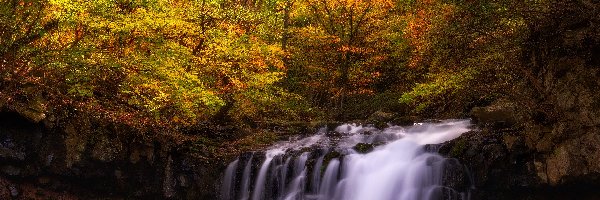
<box><xmin>1</xmin><ymin>0</ymin><xmax>538</xmax><ymax>127</ymax></box>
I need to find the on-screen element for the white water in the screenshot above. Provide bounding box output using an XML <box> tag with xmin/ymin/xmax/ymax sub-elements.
<box><xmin>239</xmin><ymin>154</ymin><xmax>254</xmax><ymax>200</ymax></box>
<box><xmin>311</xmin><ymin>153</ymin><xmax>325</xmax><ymax>194</ymax></box>
<box><xmin>253</xmin><ymin>149</ymin><xmax>286</xmax><ymax>200</ymax></box>
<box><xmin>221</xmin><ymin>159</ymin><xmax>239</xmax><ymax>200</ymax></box>
<box><xmin>318</xmin><ymin>158</ymin><xmax>339</xmax><ymax>200</ymax></box>
<box><xmin>222</xmin><ymin>119</ymin><xmax>471</xmax><ymax>200</ymax></box>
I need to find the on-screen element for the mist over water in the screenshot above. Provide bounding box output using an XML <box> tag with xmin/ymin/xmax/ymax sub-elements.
<box><xmin>221</xmin><ymin>120</ymin><xmax>472</xmax><ymax>200</ymax></box>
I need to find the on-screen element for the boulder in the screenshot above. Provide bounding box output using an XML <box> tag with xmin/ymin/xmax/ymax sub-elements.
<box><xmin>470</xmin><ymin>99</ymin><xmax>517</xmax><ymax>128</ymax></box>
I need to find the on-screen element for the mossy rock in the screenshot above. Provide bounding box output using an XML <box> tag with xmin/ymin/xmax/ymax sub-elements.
<box><xmin>353</xmin><ymin>143</ymin><xmax>376</xmax><ymax>154</ymax></box>
<box><xmin>449</xmin><ymin>139</ymin><xmax>468</xmax><ymax>157</ymax></box>
<box><xmin>323</xmin><ymin>151</ymin><xmax>342</xmax><ymax>166</ymax></box>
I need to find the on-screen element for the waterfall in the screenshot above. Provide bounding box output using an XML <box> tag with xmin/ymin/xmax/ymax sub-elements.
<box><xmin>283</xmin><ymin>152</ymin><xmax>309</xmax><ymax>200</ymax></box>
<box><xmin>240</xmin><ymin>154</ymin><xmax>254</xmax><ymax>200</ymax></box>
<box><xmin>278</xmin><ymin>157</ymin><xmax>292</xmax><ymax>199</ymax></box>
<box><xmin>221</xmin><ymin>159</ymin><xmax>239</xmax><ymax>200</ymax></box>
<box><xmin>252</xmin><ymin>149</ymin><xmax>284</xmax><ymax>200</ymax></box>
<box><xmin>317</xmin><ymin>158</ymin><xmax>339</xmax><ymax>200</ymax></box>
<box><xmin>310</xmin><ymin>152</ymin><xmax>326</xmax><ymax>194</ymax></box>
<box><xmin>221</xmin><ymin>120</ymin><xmax>472</xmax><ymax>200</ymax></box>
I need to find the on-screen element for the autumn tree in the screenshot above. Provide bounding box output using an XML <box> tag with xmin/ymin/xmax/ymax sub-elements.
<box><xmin>0</xmin><ymin>0</ymin><xmax>308</xmax><ymax>130</ymax></box>
<box><xmin>0</xmin><ymin>0</ymin><xmax>557</xmax><ymax>131</ymax></box>
<box><xmin>279</xmin><ymin>0</ymin><xmax>405</xmax><ymax>119</ymax></box>
<box><xmin>398</xmin><ymin>0</ymin><xmax>529</xmax><ymax>116</ymax></box>
<box><xmin>0</xmin><ymin>0</ymin><xmax>59</xmax><ymax>121</ymax></box>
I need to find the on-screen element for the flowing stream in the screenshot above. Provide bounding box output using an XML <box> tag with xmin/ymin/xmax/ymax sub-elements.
<box><xmin>221</xmin><ymin>120</ymin><xmax>472</xmax><ymax>200</ymax></box>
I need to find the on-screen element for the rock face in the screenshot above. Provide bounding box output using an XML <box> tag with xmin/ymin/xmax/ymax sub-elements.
<box><xmin>440</xmin><ymin>125</ymin><xmax>600</xmax><ymax>200</ymax></box>
<box><xmin>518</xmin><ymin>0</ymin><xmax>600</xmax><ymax>189</ymax></box>
<box><xmin>440</xmin><ymin>128</ymin><xmax>541</xmax><ymax>200</ymax></box>
<box><xmin>441</xmin><ymin>2</ymin><xmax>600</xmax><ymax>199</ymax></box>
<box><xmin>0</xmin><ymin>112</ymin><xmax>222</xmax><ymax>199</ymax></box>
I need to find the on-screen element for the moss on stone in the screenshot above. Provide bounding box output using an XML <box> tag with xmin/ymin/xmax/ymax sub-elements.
<box><xmin>449</xmin><ymin>139</ymin><xmax>468</xmax><ymax>157</ymax></box>
<box><xmin>353</xmin><ymin>143</ymin><xmax>375</xmax><ymax>154</ymax></box>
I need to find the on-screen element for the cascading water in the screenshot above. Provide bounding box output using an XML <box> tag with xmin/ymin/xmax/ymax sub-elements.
<box><xmin>240</xmin><ymin>154</ymin><xmax>254</xmax><ymax>200</ymax></box>
<box><xmin>310</xmin><ymin>153</ymin><xmax>325</xmax><ymax>194</ymax></box>
<box><xmin>221</xmin><ymin>120</ymin><xmax>472</xmax><ymax>200</ymax></box>
<box><xmin>221</xmin><ymin>159</ymin><xmax>239</xmax><ymax>200</ymax></box>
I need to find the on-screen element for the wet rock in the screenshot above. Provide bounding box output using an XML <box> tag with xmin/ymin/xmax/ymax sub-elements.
<box><xmin>423</xmin><ymin>144</ymin><xmax>443</xmax><ymax>153</ymax></box>
<box><xmin>427</xmin><ymin>186</ymin><xmax>468</xmax><ymax>200</ymax></box>
<box><xmin>441</xmin><ymin>158</ymin><xmax>471</xmax><ymax>192</ymax></box>
<box><xmin>439</xmin><ymin>129</ymin><xmax>538</xmax><ymax>200</ymax></box>
<box><xmin>352</xmin><ymin>143</ymin><xmax>374</xmax><ymax>153</ymax></box>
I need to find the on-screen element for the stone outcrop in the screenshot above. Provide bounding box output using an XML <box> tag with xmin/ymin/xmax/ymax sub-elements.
<box><xmin>519</xmin><ymin>0</ymin><xmax>600</xmax><ymax>189</ymax></box>
<box><xmin>0</xmin><ymin>111</ymin><xmax>222</xmax><ymax>199</ymax></box>
<box><xmin>440</xmin><ymin>1</ymin><xmax>600</xmax><ymax>199</ymax></box>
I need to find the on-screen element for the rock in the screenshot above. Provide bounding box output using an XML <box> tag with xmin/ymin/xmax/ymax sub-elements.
<box><xmin>163</xmin><ymin>155</ymin><xmax>175</xmax><ymax>198</ymax></box>
<box><xmin>390</xmin><ymin>115</ymin><xmax>417</xmax><ymax>126</ymax></box>
<box><xmin>130</xmin><ymin>144</ymin><xmax>155</xmax><ymax>164</ymax></box>
<box><xmin>114</xmin><ymin>170</ymin><xmax>123</xmax><ymax>179</ymax></box>
<box><xmin>1</xmin><ymin>166</ymin><xmax>21</xmax><ymax>176</ymax></box>
<box><xmin>18</xmin><ymin>108</ymin><xmax>46</xmax><ymax>123</ymax></box>
<box><xmin>91</xmin><ymin>134</ymin><xmax>123</xmax><ymax>162</ymax></box>
<box><xmin>45</xmin><ymin>154</ymin><xmax>54</xmax><ymax>166</ymax></box>
<box><xmin>38</xmin><ymin>177</ymin><xmax>51</xmax><ymax>186</ymax></box>
<box><xmin>0</xmin><ymin>147</ymin><xmax>26</xmax><ymax>161</ymax></box>
<box><xmin>470</xmin><ymin>99</ymin><xmax>517</xmax><ymax>128</ymax></box>
<box><xmin>8</xmin><ymin>184</ymin><xmax>18</xmax><ymax>197</ymax></box>
<box><xmin>0</xmin><ymin>111</ymin><xmax>222</xmax><ymax>199</ymax></box>
<box><xmin>545</xmin><ymin>145</ymin><xmax>571</xmax><ymax>185</ymax></box>
<box><xmin>439</xmin><ymin>128</ymin><xmax>538</xmax><ymax>199</ymax></box>
<box><xmin>63</xmin><ymin>123</ymin><xmax>88</xmax><ymax>168</ymax></box>
<box><xmin>442</xmin><ymin>158</ymin><xmax>470</xmax><ymax>192</ymax></box>
<box><xmin>13</xmin><ymin>95</ymin><xmax>47</xmax><ymax>123</ymax></box>
<box><xmin>368</xmin><ymin>111</ymin><xmax>395</xmax><ymax>126</ymax></box>
<box><xmin>178</xmin><ymin>175</ymin><xmax>188</xmax><ymax>187</ymax></box>
<box><xmin>541</xmin><ymin>131</ymin><xmax>600</xmax><ymax>186</ymax></box>
<box><xmin>510</xmin><ymin>3</ymin><xmax>600</xmax><ymax>195</ymax></box>
<box><xmin>352</xmin><ymin>143</ymin><xmax>375</xmax><ymax>153</ymax></box>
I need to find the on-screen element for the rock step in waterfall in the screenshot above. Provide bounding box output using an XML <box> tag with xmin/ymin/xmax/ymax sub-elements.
<box><xmin>221</xmin><ymin>120</ymin><xmax>473</xmax><ymax>200</ymax></box>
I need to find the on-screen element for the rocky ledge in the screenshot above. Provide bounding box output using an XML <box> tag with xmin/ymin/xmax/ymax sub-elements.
<box><xmin>439</xmin><ymin>101</ymin><xmax>600</xmax><ymax>200</ymax></box>
<box><xmin>0</xmin><ymin>111</ymin><xmax>222</xmax><ymax>199</ymax></box>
